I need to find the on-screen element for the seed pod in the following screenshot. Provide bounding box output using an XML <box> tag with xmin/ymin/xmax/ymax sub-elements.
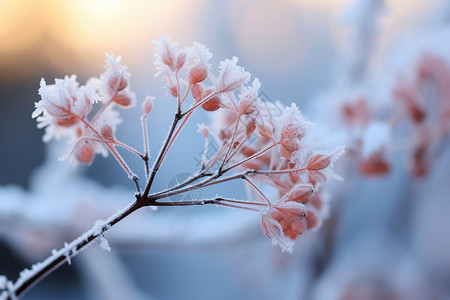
<box><xmin>113</xmin><ymin>93</ymin><xmax>132</xmax><ymax>107</ymax></box>
<box><xmin>169</xmin><ymin>85</ymin><xmax>178</xmax><ymax>98</ymax></box>
<box><xmin>142</xmin><ymin>96</ymin><xmax>154</xmax><ymax>115</ymax></box>
<box><xmin>75</xmin><ymin>142</ymin><xmax>95</xmax><ymax>165</ymax></box>
<box><xmin>191</xmin><ymin>83</ymin><xmax>204</xmax><ymax>101</ymax></box>
<box><xmin>258</xmin><ymin>123</ymin><xmax>273</xmax><ymax>139</ymax></box>
<box><xmin>108</xmin><ymin>73</ymin><xmax>128</xmax><ymax>92</ymax></box>
<box><xmin>174</xmin><ymin>51</ymin><xmax>186</xmax><ymax>71</ymax></box>
<box><xmin>100</xmin><ymin>124</ymin><xmax>114</xmax><ymax>141</ymax></box>
<box><xmin>201</xmin><ymin>96</ymin><xmax>222</xmax><ymax>111</ymax></box>
<box><xmin>239</xmin><ymin>98</ymin><xmax>256</xmax><ymax>115</ymax></box>
<box><xmin>188</xmin><ymin>64</ymin><xmax>208</xmax><ymax>85</ymax></box>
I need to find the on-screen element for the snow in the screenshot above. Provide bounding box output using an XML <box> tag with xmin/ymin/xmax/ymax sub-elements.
<box><xmin>100</xmin><ymin>234</ymin><xmax>111</xmax><ymax>252</ymax></box>
<box><xmin>362</xmin><ymin>122</ymin><xmax>390</xmax><ymax>157</ymax></box>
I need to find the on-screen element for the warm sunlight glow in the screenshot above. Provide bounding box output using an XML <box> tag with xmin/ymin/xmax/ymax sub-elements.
<box><xmin>0</xmin><ymin>0</ymin><xmax>193</xmax><ymax>79</ymax></box>
<box><xmin>0</xmin><ymin>0</ymin><xmax>46</xmax><ymax>53</ymax></box>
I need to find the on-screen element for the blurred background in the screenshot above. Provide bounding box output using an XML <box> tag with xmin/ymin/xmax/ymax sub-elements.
<box><xmin>1</xmin><ymin>0</ymin><xmax>450</xmax><ymax>299</ymax></box>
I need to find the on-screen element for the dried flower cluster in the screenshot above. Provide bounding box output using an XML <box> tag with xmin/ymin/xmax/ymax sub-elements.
<box><xmin>31</xmin><ymin>36</ymin><xmax>343</xmax><ymax>255</ymax></box>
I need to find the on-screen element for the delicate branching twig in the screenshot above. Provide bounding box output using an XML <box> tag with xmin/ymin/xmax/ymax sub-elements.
<box><xmin>15</xmin><ymin>35</ymin><xmax>344</xmax><ymax>300</ymax></box>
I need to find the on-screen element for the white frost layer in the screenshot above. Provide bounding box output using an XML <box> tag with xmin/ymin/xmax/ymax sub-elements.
<box><xmin>362</xmin><ymin>122</ymin><xmax>390</xmax><ymax>157</ymax></box>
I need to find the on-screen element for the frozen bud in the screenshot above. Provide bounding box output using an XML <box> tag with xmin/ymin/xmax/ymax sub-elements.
<box><xmin>273</xmin><ymin>201</ymin><xmax>306</xmax><ymax>223</ymax></box>
<box><xmin>75</xmin><ymin>142</ymin><xmax>95</xmax><ymax>165</ymax></box>
<box><xmin>246</xmin><ymin>118</ymin><xmax>256</xmax><ymax>138</ymax></box>
<box><xmin>262</xmin><ymin>210</ymin><xmax>295</xmax><ymax>252</ymax></box>
<box><xmin>261</xmin><ymin>214</ymin><xmax>283</xmax><ymax>241</ymax></box>
<box><xmin>306</xmin><ymin>154</ymin><xmax>330</xmax><ymax>170</ymax></box>
<box><xmin>284</xmin><ymin>183</ymin><xmax>314</xmax><ymax>204</ymax></box>
<box><xmin>142</xmin><ymin>96</ymin><xmax>154</xmax><ymax>115</ymax></box>
<box><xmin>161</xmin><ymin>48</ymin><xmax>175</xmax><ymax>70</ymax></box>
<box><xmin>280</xmin><ymin>123</ymin><xmax>303</xmax><ymax>159</ymax></box>
<box><xmin>108</xmin><ymin>73</ymin><xmax>128</xmax><ymax>93</ymax></box>
<box><xmin>191</xmin><ymin>83</ymin><xmax>204</xmax><ymax>101</ymax></box>
<box><xmin>258</xmin><ymin>123</ymin><xmax>273</xmax><ymax>139</ymax></box>
<box><xmin>307</xmin><ymin>147</ymin><xmax>345</xmax><ymax>170</ymax></box>
<box><xmin>113</xmin><ymin>92</ymin><xmax>132</xmax><ymax>107</ymax></box>
<box><xmin>174</xmin><ymin>51</ymin><xmax>187</xmax><ymax>71</ymax></box>
<box><xmin>188</xmin><ymin>64</ymin><xmax>208</xmax><ymax>85</ymax></box>
<box><xmin>169</xmin><ymin>85</ymin><xmax>178</xmax><ymax>98</ymax></box>
<box><xmin>239</xmin><ymin>98</ymin><xmax>256</xmax><ymax>115</ymax></box>
<box><xmin>103</xmin><ymin>54</ymin><xmax>130</xmax><ymax>94</ymax></box>
<box><xmin>100</xmin><ymin>124</ymin><xmax>114</xmax><ymax>141</ymax></box>
<box><xmin>217</xmin><ymin>57</ymin><xmax>250</xmax><ymax>93</ymax></box>
<box><xmin>201</xmin><ymin>96</ymin><xmax>222</xmax><ymax>111</ymax></box>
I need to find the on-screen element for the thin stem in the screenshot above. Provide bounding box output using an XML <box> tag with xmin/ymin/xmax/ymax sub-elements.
<box><xmin>223</xmin><ymin>128</ymin><xmax>250</xmax><ymax>166</ymax></box>
<box><xmin>79</xmin><ymin>118</ymin><xmax>103</xmax><ymax>139</ymax></box>
<box><xmin>79</xmin><ymin>118</ymin><xmax>138</xmax><ymax>185</ymax></box>
<box><xmin>141</xmin><ymin>115</ymin><xmax>150</xmax><ymax>178</ymax></box>
<box><xmin>175</xmin><ymin>72</ymin><xmax>181</xmax><ymax>114</ymax></box>
<box><xmin>6</xmin><ymin>200</ymin><xmax>143</xmax><ymax>300</ymax></box>
<box><xmin>201</xmin><ymin>136</ymin><xmax>209</xmax><ymax>170</ymax></box>
<box><xmin>113</xmin><ymin>140</ymin><xmax>144</xmax><ymax>159</ymax></box>
<box><xmin>222</xmin><ymin>142</ymin><xmax>280</xmax><ymax>173</ymax></box>
<box><xmin>219</xmin><ymin>113</ymin><xmax>241</xmax><ymax>172</ymax></box>
<box><xmin>159</xmin><ymin>110</ymin><xmax>194</xmax><ymax>164</ymax></box>
<box><xmin>105</xmin><ymin>144</ymin><xmax>137</xmax><ymax>181</ymax></box>
<box><xmin>91</xmin><ymin>96</ymin><xmax>115</xmax><ymax>124</ymax></box>
<box><xmin>252</xmin><ymin>166</ymin><xmax>307</xmax><ymax>175</ymax></box>
<box><xmin>153</xmin><ymin>197</ymin><xmax>266</xmax><ymax>210</ymax></box>
<box><xmin>146</xmin><ymin>172</ymin><xmax>220</xmax><ymax>202</ymax></box>
<box><xmin>180</xmin><ymin>83</ymin><xmax>191</xmax><ymax>105</ymax></box>
<box><xmin>243</xmin><ymin>176</ymin><xmax>272</xmax><ymax>208</ymax></box>
<box><xmin>152</xmin><ymin>170</ymin><xmax>212</xmax><ymax>197</ymax></box>
<box><xmin>202</xmin><ymin>143</ymin><xmax>228</xmax><ymax>174</ymax></box>
<box><xmin>5</xmin><ymin>191</ymin><xmax>266</xmax><ymax>299</ymax></box>
<box><xmin>143</xmin><ymin>111</ymin><xmax>182</xmax><ymax>198</ymax></box>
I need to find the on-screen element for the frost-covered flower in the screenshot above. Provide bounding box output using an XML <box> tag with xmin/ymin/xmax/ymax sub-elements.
<box><xmin>238</xmin><ymin>78</ymin><xmax>261</xmax><ymax>115</ymax></box>
<box><xmin>87</xmin><ymin>54</ymin><xmax>134</xmax><ymax>108</ymax></box>
<box><xmin>153</xmin><ymin>35</ymin><xmax>186</xmax><ymax>74</ymax></box>
<box><xmin>216</xmin><ymin>57</ymin><xmax>250</xmax><ymax>93</ymax></box>
<box><xmin>187</xmin><ymin>41</ymin><xmax>213</xmax><ymax>69</ymax></box>
<box><xmin>104</xmin><ymin>53</ymin><xmax>129</xmax><ymax>94</ymax></box>
<box><xmin>33</xmin><ymin>76</ymin><xmax>92</xmax><ymax>121</ymax></box>
<box><xmin>32</xmin><ymin>76</ymin><xmax>94</xmax><ymax>142</ymax></box>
